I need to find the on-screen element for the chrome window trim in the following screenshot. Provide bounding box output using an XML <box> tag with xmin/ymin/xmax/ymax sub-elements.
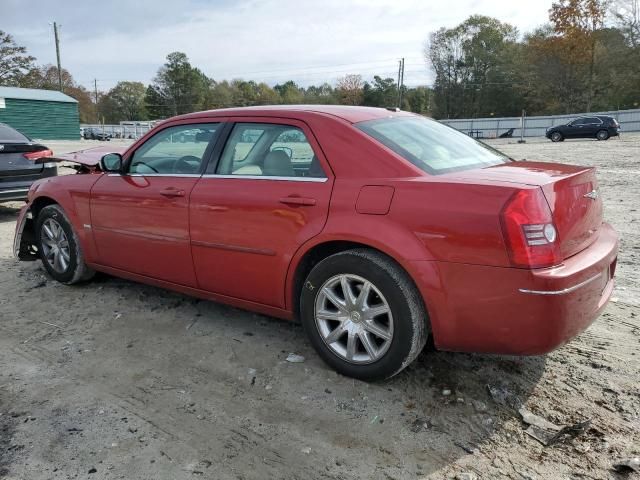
<box><xmin>518</xmin><ymin>272</ymin><xmax>603</xmax><ymax>296</ymax></box>
<box><xmin>201</xmin><ymin>174</ymin><xmax>328</xmax><ymax>183</ymax></box>
<box><xmin>107</xmin><ymin>173</ymin><xmax>202</xmax><ymax>178</ymax></box>
<box><xmin>105</xmin><ymin>173</ymin><xmax>327</xmax><ymax>182</ymax></box>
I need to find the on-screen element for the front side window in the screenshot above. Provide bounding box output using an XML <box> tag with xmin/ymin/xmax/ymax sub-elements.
<box><xmin>571</xmin><ymin>118</ymin><xmax>588</xmax><ymax>125</ymax></box>
<box><xmin>216</xmin><ymin>123</ymin><xmax>325</xmax><ymax>178</ymax></box>
<box><xmin>130</xmin><ymin>123</ymin><xmax>219</xmax><ymax>174</ymax></box>
<box><xmin>357</xmin><ymin>116</ymin><xmax>509</xmax><ymax>175</ymax></box>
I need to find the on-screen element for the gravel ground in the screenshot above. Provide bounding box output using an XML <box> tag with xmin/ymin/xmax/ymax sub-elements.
<box><xmin>0</xmin><ymin>136</ymin><xmax>638</xmax><ymax>480</ymax></box>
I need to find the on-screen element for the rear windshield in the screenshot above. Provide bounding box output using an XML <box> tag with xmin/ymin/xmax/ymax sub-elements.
<box><xmin>0</xmin><ymin>123</ymin><xmax>29</xmax><ymax>143</ymax></box>
<box><xmin>357</xmin><ymin>116</ymin><xmax>510</xmax><ymax>175</ymax></box>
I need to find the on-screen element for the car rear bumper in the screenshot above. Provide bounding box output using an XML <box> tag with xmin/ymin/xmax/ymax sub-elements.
<box><xmin>0</xmin><ymin>166</ymin><xmax>57</xmax><ymax>202</ymax></box>
<box><xmin>0</xmin><ymin>187</ymin><xmax>31</xmax><ymax>201</ymax></box>
<box><xmin>412</xmin><ymin>222</ymin><xmax>618</xmax><ymax>355</ymax></box>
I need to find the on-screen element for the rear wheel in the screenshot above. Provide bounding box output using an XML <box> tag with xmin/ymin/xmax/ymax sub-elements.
<box><xmin>550</xmin><ymin>132</ymin><xmax>563</xmax><ymax>142</ymax></box>
<box><xmin>596</xmin><ymin>129</ymin><xmax>609</xmax><ymax>140</ymax></box>
<box><xmin>299</xmin><ymin>249</ymin><xmax>428</xmax><ymax>381</ymax></box>
<box><xmin>36</xmin><ymin>205</ymin><xmax>94</xmax><ymax>284</ymax></box>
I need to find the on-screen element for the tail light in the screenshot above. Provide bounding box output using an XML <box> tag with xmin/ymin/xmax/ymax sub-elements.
<box><xmin>23</xmin><ymin>149</ymin><xmax>53</xmax><ymax>161</ymax></box>
<box><xmin>500</xmin><ymin>188</ymin><xmax>561</xmax><ymax>268</ymax></box>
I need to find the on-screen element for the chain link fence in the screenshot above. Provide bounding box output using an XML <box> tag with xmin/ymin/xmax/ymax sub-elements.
<box><xmin>439</xmin><ymin>108</ymin><xmax>640</xmax><ymax>139</ymax></box>
<box><xmin>80</xmin><ymin>123</ymin><xmax>154</xmax><ymax>139</ymax></box>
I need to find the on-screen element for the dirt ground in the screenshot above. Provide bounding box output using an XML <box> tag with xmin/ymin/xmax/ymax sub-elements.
<box><xmin>0</xmin><ymin>136</ymin><xmax>638</xmax><ymax>480</ymax></box>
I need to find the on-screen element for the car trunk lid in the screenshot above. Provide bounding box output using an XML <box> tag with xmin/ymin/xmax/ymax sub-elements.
<box><xmin>445</xmin><ymin>160</ymin><xmax>603</xmax><ymax>260</ymax></box>
<box><xmin>0</xmin><ymin>143</ymin><xmax>46</xmax><ymax>177</ymax></box>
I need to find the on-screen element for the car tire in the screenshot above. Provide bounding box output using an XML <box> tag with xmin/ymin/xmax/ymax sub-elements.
<box><xmin>299</xmin><ymin>249</ymin><xmax>428</xmax><ymax>381</ymax></box>
<box><xmin>596</xmin><ymin>130</ymin><xmax>609</xmax><ymax>141</ymax></box>
<box><xmin>36</xmin><ymin>204</ymin><xmax>95</xmax><ymax>285</ymax></box>
<box><xmin>550</xmin><ymin>132</ymin><xmax>563</xmax><ymax>142</ymax></box>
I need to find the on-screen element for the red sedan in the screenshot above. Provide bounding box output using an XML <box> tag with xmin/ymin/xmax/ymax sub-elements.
<box><xmin>14</xmin><ymin>106</ymin><xmax>618</xmax><ymax>380</ymax></box>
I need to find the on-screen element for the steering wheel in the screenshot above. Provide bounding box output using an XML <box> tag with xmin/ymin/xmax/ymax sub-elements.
<box><xmin>174</xmin><ymin>155</ymin><xmax>201</xmax><ymax>174</ymax></box>
<box><xmin>132</xmin><ymin>161</ymin><xmax>159</xmax><ymax>173</ymax></box>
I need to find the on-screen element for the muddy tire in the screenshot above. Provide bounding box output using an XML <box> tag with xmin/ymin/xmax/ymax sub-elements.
<box><xmin>35</xmin><ymin>204</ymin><xmax>95</xmax><ymax>285</ymax></box>
<box><xmin>596</xmin><ymin>129</ymin><xmax>609</xmax><ymax>141</ymax></box>
<box><xmin>299</xmin><ymin>249</ymin><xmax>428</xmax><ymax>381</ymax></box>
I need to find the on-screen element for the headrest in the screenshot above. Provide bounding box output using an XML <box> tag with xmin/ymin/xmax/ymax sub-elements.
<box><xmin>263</xmin><ymin>150</ymin><xmax>294</xmax><ymax>177</ymax></box>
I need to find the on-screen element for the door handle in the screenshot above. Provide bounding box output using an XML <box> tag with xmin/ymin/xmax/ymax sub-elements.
<box><xmin>279</xmin><ymin>196</ymin><xmax>316</xmax><ymax>206</ymax></box>
<box><xmin>160</xmin><ymin>187</ymin><xmax>186</xmax><ymax>198</ymax></box>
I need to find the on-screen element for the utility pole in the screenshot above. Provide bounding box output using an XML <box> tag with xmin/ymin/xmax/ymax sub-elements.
<box><xmin>94</xmin><ymin>79</ymin><xmax>99</xmax><ymax>124</ymax></box>
<box><xmin>398</xmin><ymin>57</ymin><xmax>405</xmax><ymax>109</ymax></box>
<box><xmin>53</xmin><ymin>22</ymin><xmax>63</xmax><ymax>92</ymax></box>
<box><xmin>397</xmin><ymin>60</ymin><xmax>402</xmax><ymax>108</ymax></box>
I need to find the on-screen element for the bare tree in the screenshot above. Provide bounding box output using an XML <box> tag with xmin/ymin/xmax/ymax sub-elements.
<box><xmin>336</xmin><ymin>74</ymin><xmax>363</xmax><ymax>105</ymax></box>
<box><xmin>612</xmin><ymin>0</ymin><xmax>640</xmax><ymax>45</ymax></box>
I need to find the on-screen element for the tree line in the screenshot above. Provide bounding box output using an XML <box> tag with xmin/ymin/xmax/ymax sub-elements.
<box><xmin>428</xmin><ymin>0</ymin><xmax>640</xmax><ymax>118</ymax></box>
<box><xmin>1</xmin><ymin>0</ymin><xmax>638</xmax><ymax>123</ymax></box>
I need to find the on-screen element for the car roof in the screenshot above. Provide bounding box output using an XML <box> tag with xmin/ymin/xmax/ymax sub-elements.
<box><xmin>171</xmin><ymin>105</ymin><xmax>414</xmax><ymax>124</ymax></box>
<box><xmin>576</xmin><ymin>115</ymin><xmax>613</xmax><ymax>119</ymax></box>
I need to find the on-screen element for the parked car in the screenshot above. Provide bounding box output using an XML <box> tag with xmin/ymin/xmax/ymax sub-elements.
<box><xmin>546</xmin><ymin>115</ymin><xmax>620</xmax><ymax>142</ymax></box>
<box><xmin>83</xmin><ymin>127</ymin><xmax>111</xmax><ymax>141</ymax></box>
<box><xmin>14</xmin><ymin>106</ymin><xmax>618</xmax><ymax>380</ymax></box>
<box><xmin>0</xmin><ymin>123</ymin><xmax>57</xmax><ymax>202</ymax></box>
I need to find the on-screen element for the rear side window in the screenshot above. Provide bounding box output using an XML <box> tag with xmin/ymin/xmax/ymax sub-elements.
<box><xmin>357</xmin><ymin>116</ymin><xmax>509</xmax><ymax>175</ymax></box>
<box><xmin>216</xmin><ymin>123</ymin><xmax>325</xmax><ymax>178</ymax></box>
<box><xmin>0</xmin><ymin>123</ymin><xmax>29</xmax><ymax>143</ymax></box>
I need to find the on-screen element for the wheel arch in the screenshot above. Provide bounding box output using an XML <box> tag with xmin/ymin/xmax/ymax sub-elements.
<box><xmin>30</xmin><ymin>195</ymin><xmax>60</xmax><ymax>218</ymax></box>
<box><xmin>286</xmin><ymin>236</ymin><xmax>433</xmax><ymax>333</ymax></box>
<box><xmin>27</xmin><ymin>186</ymin><xmax>97</xmax><ymax>263</ymax></box>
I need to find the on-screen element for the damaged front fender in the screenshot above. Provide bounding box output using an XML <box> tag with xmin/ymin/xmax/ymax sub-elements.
<box><xmin>13</xmin><ymin>205</ymin><xmax>38</xmax><ymax>261</ymax></box>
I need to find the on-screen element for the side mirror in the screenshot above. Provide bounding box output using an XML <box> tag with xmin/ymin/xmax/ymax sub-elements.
<box><xmin>100</xmin><ymin>153</ymin><xmax>123</xmax><ymax>173</ymax></box>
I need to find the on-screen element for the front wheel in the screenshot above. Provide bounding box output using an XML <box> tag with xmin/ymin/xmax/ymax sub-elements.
<box><xmin>596</xmin><ymin>129</ymin><xmax>609</xmax><ymax>140</ymax></box>
<box><xmin>36</xmin><ymin>204</ymin><xmax>95</xmax><ymax>284</ymax></box>
<box><xmin>300</xmin><ymin>249</ymin><xmax>428</xmax><ymax>381</ymax></box>
<box><xmin>550</xmin><ymin>132</ymin><xmax>563</xmax><ymax>142</ymax></box>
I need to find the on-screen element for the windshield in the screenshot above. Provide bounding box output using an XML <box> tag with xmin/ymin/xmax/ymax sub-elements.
<box><xmin>357</xmin><ymin>116</ymin><xmax>510</xmax><ymax>175</ymax></box>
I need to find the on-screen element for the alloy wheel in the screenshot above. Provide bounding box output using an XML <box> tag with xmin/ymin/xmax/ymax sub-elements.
<box><xmin>40</xmin><ymin>218</ymin><xmax>71</xmax><ymax>273</ymax></box>
<box><xmin>314</xmin><ymin>274</ymin><xmax>394</xmax><ymax>364</ymax></box>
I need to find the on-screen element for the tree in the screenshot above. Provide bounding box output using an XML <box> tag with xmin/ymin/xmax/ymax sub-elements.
<box><xmin>426</xmin><ymin>16</ymin><xmax>520</xmax><ymax>118</ymax></box>
<box><xmin>19</xmin><ymin>64</ymin><xmax>94</xmax><ymax>122</ymax></box>
<box><xmin>145</xmin><ymin>52</ymin><xmax>210</xmax><ymax>117</ymax></box>
<box><xmin>548</xmin><ymin>0</ymin><xmax>609</xmax><ymax>111</ymax></box>
<box><xmin>103</xmin><ymin>81</ymin><xmax>147</xmax><ymax>121</ymax></box>
<box><xmin>612</xmin><ymin>0</ymin><xmax>640</xmax><ymax>46</ymax></box>
<box><xmin>0</xmin><ymin>31</ymin><xmax>35</xmax><ymax>86</ymax></box>
<box><xmin>144</xmin><ymin>84</ymin><xmax>171</xmax><ymax>119</ymax></box>
<box><xmin>336</xmin><ymin>74</ymin><xmax>363</xmax><ymax>105</ymax></box>
<box><xmin>304</xmin><ymin>83</ymin><xmax>336</xmax><ymax>104</ymax></box>
<box><xmin>404</xmin><ymin>86</ymin><xmax>432</xmax><ymax>114</ymax></box>
<box><xmin>362</xmin><ymin>76</ymin><xmax>397</xmax><ymax>108</ymax></box>
<box><xmin>274</xmin><ymin>80</ymin><xmax>304</xmax><ymax>103</ymax></box>
<box><xmin>426</xmin><ymin>25</ymin><xmax>469</xmax><ymax>118</ymax></box>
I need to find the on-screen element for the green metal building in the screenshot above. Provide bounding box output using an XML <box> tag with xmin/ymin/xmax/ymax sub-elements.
<box><xmin>0</xmin><ymin>86</ymin><xmax>79</xmax><ymax>140</ymax></box>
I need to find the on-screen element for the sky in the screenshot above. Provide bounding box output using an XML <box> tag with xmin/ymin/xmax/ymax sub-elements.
<box><xmin>2</xmin><ymin>0</ymin><xmax>554</xmax><ymax>92</ymax></box>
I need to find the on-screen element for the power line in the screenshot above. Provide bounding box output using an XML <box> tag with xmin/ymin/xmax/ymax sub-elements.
<box><xmin>80</xmin><ymin>59</ymin><xmax>427</xmax><ymax>89</ymax></box>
